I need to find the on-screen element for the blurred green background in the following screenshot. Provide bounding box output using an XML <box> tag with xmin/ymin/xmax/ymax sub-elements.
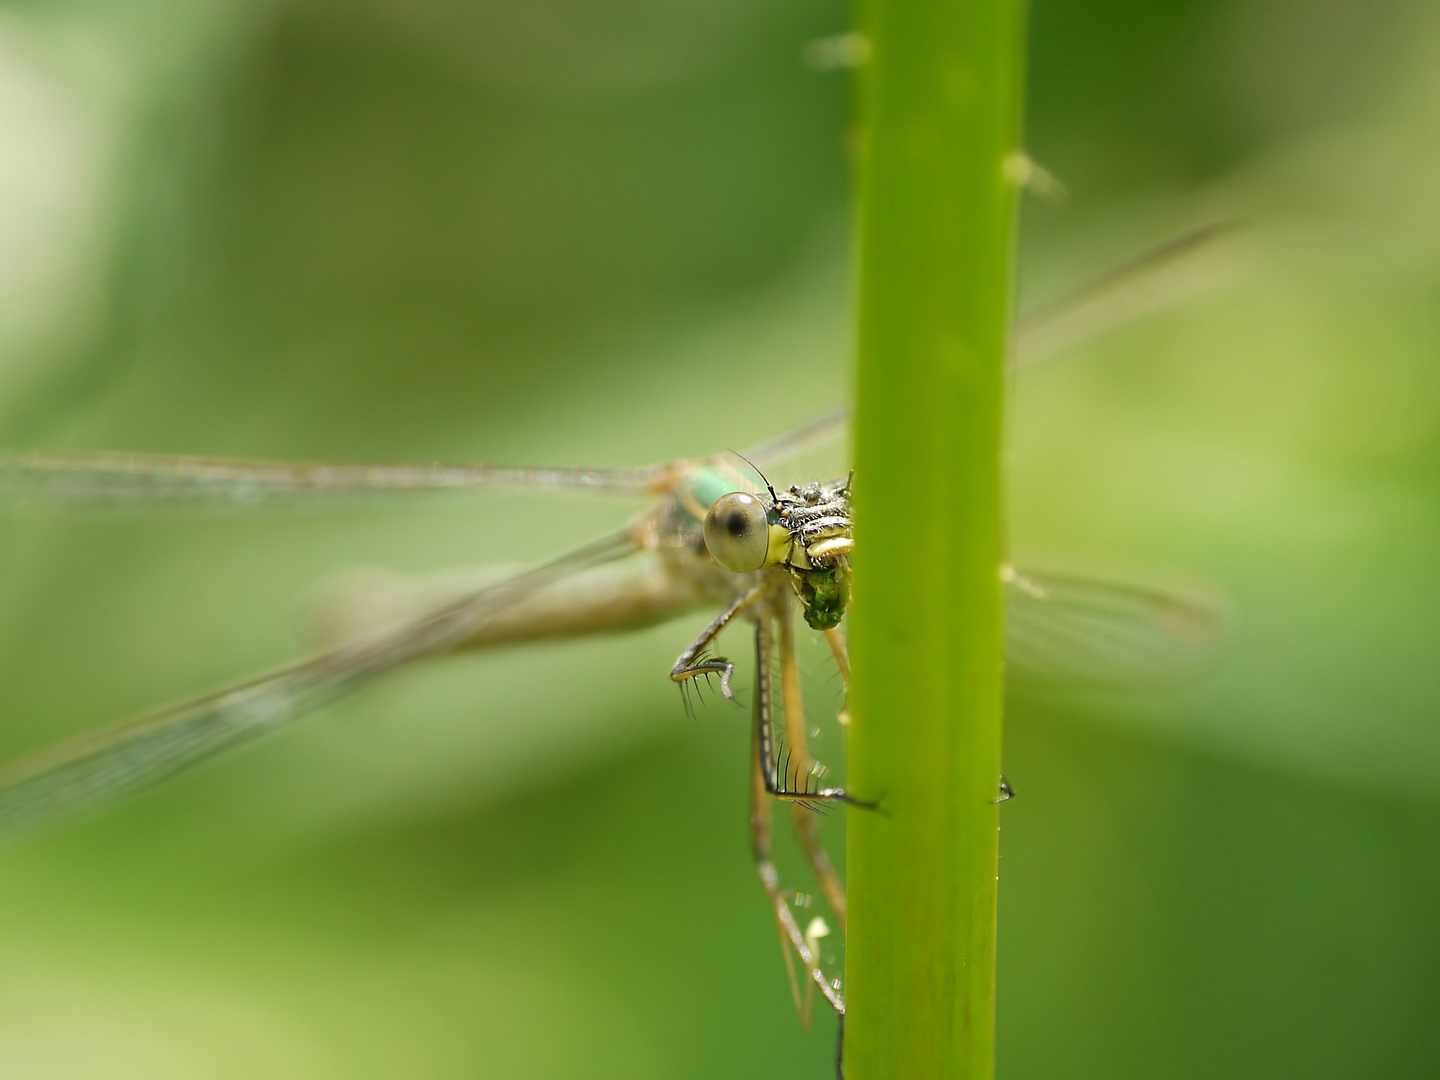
<box><xmin>1</xmin><ymin>0</ymin><xmax>1438</xmax><ymax>1076</ymax></box>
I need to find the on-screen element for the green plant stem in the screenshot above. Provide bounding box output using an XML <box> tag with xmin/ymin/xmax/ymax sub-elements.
<box><xmin>844</xmin><ymin>0</ymin><xmax>1026</xmax><ymax>1075</ymax></box>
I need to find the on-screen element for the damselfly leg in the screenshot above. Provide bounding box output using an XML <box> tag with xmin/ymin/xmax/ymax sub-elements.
<box><xmin>749</xmin><ymin>617</ymin><xmax>846</xmax><ymax>1021</ymax></box>
<box><xmin>668</xmin><ymin>584</ymin><xmax>765</xmax><ymax>713</ymax></box>
<box><xmin>754</xmin><ymin>619</ymin><xmax>864</xmax><ymax>811</ymax></box>
<box><xmin>779</xmin><ymin>604</ymin><xmax>848</xmax><ymax>927</ymax></box>
<box><xmin>752</xmin><ymin>608</ymin><xmax>882</xmax><ymax>1032</ymax></box>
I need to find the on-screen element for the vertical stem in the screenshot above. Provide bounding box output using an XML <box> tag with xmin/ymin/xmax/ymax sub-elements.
<box><xmin>844</xmin><ymin>0</ymin><xmax>1025</xmax><ymax>1074</ymax></box>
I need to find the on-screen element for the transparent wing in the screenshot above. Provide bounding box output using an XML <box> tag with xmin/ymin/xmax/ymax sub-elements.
<box><xmin>0</xmin><ymin>450</ymin><xmax>666</xmax><ymax>507</ymax></box>
<box><xmin>743</xmin><ymin>406</ymin><xmax>851</xmax><ymax>469</ymax></box>
<box><xmin>744</xmin><ymin>224</ymin><xmax>1239</xmax><ymax>468</ymax></box>
<box><xmin>0</xmin><ymin>528</ymin><xmax>639</xmax><ymax>836</ymax></box>
<box><xmin>1004</xmin><ymin>567</ymin><xmax>1227</xmax><ymax>690</ymax></box>
<box><xmin>1013</xmin><ymin>222</ymin><xmax>1239</xmax><ymax>370</ymax></box>
<box><xmin>0</xmin><ymin>228</ymin><xmax>1238</xmax><ymax>505</ymax></box>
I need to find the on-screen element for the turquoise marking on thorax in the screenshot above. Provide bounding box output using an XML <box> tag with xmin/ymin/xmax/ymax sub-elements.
<box><xmin>683</xmin><ymin>466</ymin><xmax>745</xmax><ymax>518</ymax></box>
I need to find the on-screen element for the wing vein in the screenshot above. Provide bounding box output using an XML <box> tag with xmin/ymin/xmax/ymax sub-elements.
<box><xmin>0</xmin><ymin>528</ymin><xmax>640</xmax><ymax>835</ymax></box>
<box><xmin>0</xmin><ymin>450</ymin><xmax>665</xmax><ymax>506</ymax></box>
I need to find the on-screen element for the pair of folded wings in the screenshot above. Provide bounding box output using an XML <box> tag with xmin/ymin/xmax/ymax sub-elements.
<box><xmin>0</xmin><ymin>423</ymin><xmax>1222</xmax><ymax>837</ymax></box>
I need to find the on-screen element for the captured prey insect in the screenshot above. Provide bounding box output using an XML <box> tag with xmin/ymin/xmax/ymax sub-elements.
<box><xmin>0</xmin><ymin>228</ymin><xmax>1230</xmax><ymax>1063</ymax></box>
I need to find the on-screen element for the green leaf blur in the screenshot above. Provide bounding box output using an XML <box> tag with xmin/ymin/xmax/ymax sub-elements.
<box><xmin>0</xmin><ymin>0</ymin><xmax>1436</xmax><ymax>1076</ymax></box>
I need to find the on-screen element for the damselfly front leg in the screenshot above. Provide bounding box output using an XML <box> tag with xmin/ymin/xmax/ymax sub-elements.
<box><xmin>668</xmin><ymin>582</ymin><xmax>765</xmax><ymax>712</ymax></box>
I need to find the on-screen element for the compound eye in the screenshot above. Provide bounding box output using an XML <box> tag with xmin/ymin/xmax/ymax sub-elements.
<box><xmin>703</xmin><ymin>491</ymin><xmax>771</xmax><ymax>573</ymax></box>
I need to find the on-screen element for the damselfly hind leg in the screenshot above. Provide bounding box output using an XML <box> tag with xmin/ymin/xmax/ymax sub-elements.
<box><xmin>748</xmin><ymin>620</ymin><xmax>845</xmax><ymax>1021</ymax></box>
<box><xmin>778</xmin><ymin>607</ymin><xmax>848</xmax><ymax>927</ymax></box>
<box><xmin>755</xmin><ymin>620</ymin><xmax>870</xmax><ymax>811</ymax></box>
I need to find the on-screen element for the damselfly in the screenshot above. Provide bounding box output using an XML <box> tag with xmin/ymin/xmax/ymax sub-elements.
<box><xmin>0</xmin><ymin>227</ymin><xmax>1228</xmax><ymax>1055</ymax></box>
